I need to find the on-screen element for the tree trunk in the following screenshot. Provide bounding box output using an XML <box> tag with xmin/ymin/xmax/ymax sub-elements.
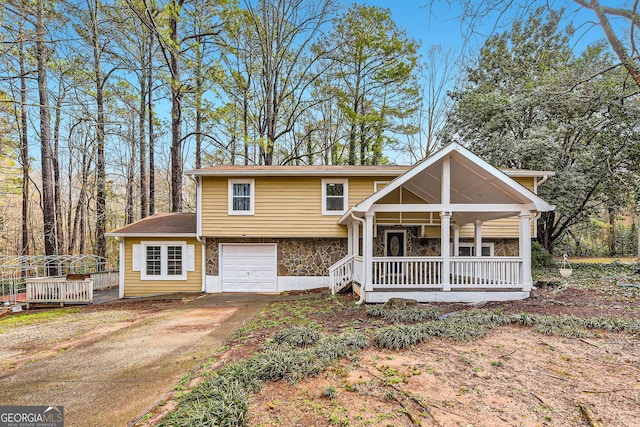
<box><xmin>169</xmin><ymin>6</ymin><xmax>183</xmax><ymax>212</ymax></box>
<box><xmin>148</xmin><ymin>32</ymin><xmax>155</xmax><ymax>216</ymax></box>
<box><xmin>90</xmin><ymin>0</ymin><xmax>107</xmax><ymax>262</ymax></box>
<box><xmin>607</xmin><ymin>206</ymin><xmax>616</xmax><ymax>256</ymax></box>
<box><xmin>19</xmin><ymin>40</ymin><xmax>30</xmax><ymax>256</ymax></box>
<box><xmin>139</xmin><ymin>60</ymin><xmax>148</xmax><ymax>219</ymax></box>
<box><xmin>53</xmin><ymin>89</ymin><xmax>65</xmax><ymax>254</ymax></box>
<box><xmin>36</xmin><ymin>0</ymin><xmax>57</xmax><ymax>261</ymax></box>
<box><xmin>126</xmin><ymin>124</ymin><xmax>136</xmax><ymax>224</ymax></box>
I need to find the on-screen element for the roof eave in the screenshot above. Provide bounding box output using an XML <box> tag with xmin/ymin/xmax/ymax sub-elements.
<box><xmin>185</xmin><ymin>168</ymin><xmax>410</xmax><ymax>177</ymax></box>
<box><xmin>104</xmin><ymin>233</ymin><xmax>197</xmax><ymax>238</ymax></box>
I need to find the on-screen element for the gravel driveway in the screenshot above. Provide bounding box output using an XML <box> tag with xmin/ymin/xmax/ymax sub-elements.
<box><xmin>0</xmin><ymin>294</ymin><xmax>268</xmax><ymax>426</ymax></box>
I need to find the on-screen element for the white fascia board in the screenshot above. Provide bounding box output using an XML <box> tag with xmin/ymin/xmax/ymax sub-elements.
<box><xmin>185</xmin><ymin>168</ymin><xmax>409</xmax><ymax>177</ymax></box>
<box><xmin>104</xmin><ymin>233</ymin><xmax>197</xmax><ymax>238</ymax></box>
<box><xmin>504</xmin><ymin>169</ymin><xmax>556</xmax><ymax>177</ymax></box>
<box><xmin>353</xmin><ymin>143</ymin><xmax>554</xmax><ymax>214</ymax></box>
<box><xmin>352</xmin><ymin>143</ymin><xmax>461</xmax><ymax>214</ymax></box>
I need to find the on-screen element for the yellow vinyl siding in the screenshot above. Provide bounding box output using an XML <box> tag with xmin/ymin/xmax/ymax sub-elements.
<box><xmin>200</xmin><ymin>175</ymin><xmax>540</xmax><ymax>239</ymax></box>
<box><xmin>514</xmin><ymin>176</ymin><xmax>535</xmax><ymax>192</ymax></box>
<box><xmin>459</xmin><ymin>217</ymin><xmax>523</xmax><ymax>239</ymax></box>
<box><xmin>201</xmin><ymin>176</ymin><xmax>378</xmax><ymax>238</ymax></box>
<box><xmin>123</xmin><ymin>237</ymin><xmax>202</xmax><ymax>297</ymax></box>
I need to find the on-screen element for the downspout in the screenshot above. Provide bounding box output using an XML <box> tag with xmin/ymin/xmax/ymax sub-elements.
<box><xmin>350</xmin><ymin>212</ymin><xmax>367</xmax><ymax>305</ymax></box>
<box><xmin>534</xmin><ymin>174</ymin><xmax>550</xmax><ymax>193</ymax></box>
<box><xmin>189</xmin><ymin>174</ymin><xmax>206</xmax><ymax>292</ymax></box>
<box><xmin>115</xmin><ymin>236</ymin><xmax>125</xmax><ymax>299</ymax></box>
<box><xmin>532</xmin><ymin>175</ymin><xmax>549</xmax><ymax>243</ymax></box>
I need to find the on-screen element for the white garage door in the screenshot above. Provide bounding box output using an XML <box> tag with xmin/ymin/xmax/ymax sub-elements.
<box><xmin>221</xmin><ymin>244</ymin><xmax>277</xmax><ymax>292</ymax></box>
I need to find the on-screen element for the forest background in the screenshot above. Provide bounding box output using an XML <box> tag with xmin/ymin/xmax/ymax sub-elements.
<box><xmin>0</xmin><ymin>0</ymin><xmax>639</xmax><ymax>266</ymax></box>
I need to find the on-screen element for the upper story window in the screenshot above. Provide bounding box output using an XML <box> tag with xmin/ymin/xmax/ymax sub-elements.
<box><xmin>322</xmin><ymin>178</ymin><xmax>348</xmax><ymax>215</ymax></box>
<box><xmin>229</xmin><ymin>179</ymin><xmax>255</xmax><ymax>215</ymax></box>
<box><xmin>133</xmin><ymin>241</ymin><xmax>195</xmax><ymax>280</ymax></box>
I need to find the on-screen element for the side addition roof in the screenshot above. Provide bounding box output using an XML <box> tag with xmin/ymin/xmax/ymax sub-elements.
<box><xmin>105</xmin><ymin>213</ymin><xmax>197</xmax><ymax>237</ymax></box>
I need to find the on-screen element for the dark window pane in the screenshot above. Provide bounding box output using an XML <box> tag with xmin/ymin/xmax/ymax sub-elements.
<box><xmin>233</xmin><ymin>196</ymin><xmax>251</xmax><ymax>211</ymax></box>
<box><xmin>233</xmin><ymin>183</ymin><xmax>251</xmax><ymax>196</ymax></box>
<box><xmin>326</xmin><ymin>196</ymin><xmax>344</xmax><ymax>211</ymax></box>
<box><xmin>146</xmin><ymin>246</ymin><xmax>162</xmax><ymax>275</ymax></box>
<box><xmin>167</xmin><ymin>246</ymin><xmax>182</xmax><ymax>275</ymax></box>
<box><xmin>481</xmin><ymin>246</ymin><xmax>491</xmax><ymax>256</ymax></box>
<box><xmin>326</xmin><ymin>183</ymin><xmax>343</xmax><ymax>196</ymax></box>
<box><xmin>232</xmin><ymin>183</ymin><xmax>251</xmax><ymax>211</ymax></box>
<box><xmin>458</xmin><ymin>247</ymin><xmax>472</xmax><ymax>256</ymax></box>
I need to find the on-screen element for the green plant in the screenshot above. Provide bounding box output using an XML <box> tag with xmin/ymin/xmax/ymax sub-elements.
<box><xmin>271</xmin><ymin>325</ymin><xmax>321</xmax><ymax>348</ymax></box>
<box><xmin>322</xmin><ymin>385</ymin><xmax>338</xmax><ymax>399</ymax></box>
<box><xmin>531</xmin><ymin>241</ymin><xmax>554</xmax><ymax>268</ymax></box>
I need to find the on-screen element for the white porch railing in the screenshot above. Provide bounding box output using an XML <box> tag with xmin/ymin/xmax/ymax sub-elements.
<box><xmin>329</xmin><ymin>255</ymin><xmax>363</xmax><ymax>294</ymax></box>
<box><xmin>90</xmin><ymin>271</ymin><xmax>119</xmax><ymax>290</ymax></box>
<box><xmin>26</xmin><ymin>278</ymin><xmax>93</xmax><ymax>308</ymax></box>
<box><xmin>373</xmin><ymin>257</ymin><xmax>442</xmax><ymax>287</ymax></box>
<box><xmin>450</xmin><ymin>257</ymin><xmax>522</xmax><ymax>288</ymax></box>
<box><xmin>370</xmin><ymin>256</ymin><xmax>523</xmax><ymax>289</ymax></box>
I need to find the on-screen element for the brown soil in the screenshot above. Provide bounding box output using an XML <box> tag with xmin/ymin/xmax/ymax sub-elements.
<box><xmin>190</xmin><ymin>284</ymin><xmax>640</xmax><ymax>427</ymax></box>
<box><xmin>0</xmin><ymin>295</ymin><xmax>265</xmax><ymax>427</ymax></box>
<box><xmin>250</xmin><ymin>329</ymin><xmax>639</xmax><ymax>426</ymax></box>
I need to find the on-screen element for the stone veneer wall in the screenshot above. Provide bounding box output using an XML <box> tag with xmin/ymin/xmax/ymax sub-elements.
<box><xmin>373</xmin><ymin>226</ymin><xmax>519</xmax><ymax>257</ymax></box>
<box><xmin>205</xmin><ymin>238</ymin><xmax>347</xmax><ymax>277</ymax></box>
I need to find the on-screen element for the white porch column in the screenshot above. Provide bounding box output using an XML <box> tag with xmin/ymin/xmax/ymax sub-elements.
<box><xmin>453</xmin><ymin>225</ymin><xmax>460</xmax><ymax>257</ymax></box>
<box><xmin>352</xmin><ymin>222</ymin><xmax>360</xmax><ymax>256</ymax></box>
<box><xmin>347</xmin><ymin>224</ymin><xmax>353</xmax><ymax>256</ymax></box>
<box><xmin>474</xmin><ymin>220</ymin><xmax>483</xmax><ymax>257</ymax></box>
<box><xmin>441</xmin><ymin>212</ymin><xmax>451</xmax><ymax>291</ymax></box>
<box><xmin>364</xmin><ymin>213</ymin><xmax>374</xmax><ymax>291</ymax></box>
<box><xmin>519</xmin><ymin>213</ymin><xmax>532</xmax><ymax>291</ymax></box>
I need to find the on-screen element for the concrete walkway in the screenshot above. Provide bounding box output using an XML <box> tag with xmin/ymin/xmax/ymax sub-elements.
<box><xmin>0</xmin><ymin>293</ymin><xmax>294</xmax><ymax>426</ymax></box>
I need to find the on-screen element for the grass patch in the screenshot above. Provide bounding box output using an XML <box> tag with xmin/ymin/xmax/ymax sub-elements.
<box><xmin>367</xmin><ymin>304</ymin><xmax>441</xmax><ymax>324</ymax></box>
<box><xmin>373</xmin><ymin>309</ymin><xmax>640</xmax><ymax>350</ymax></box>
<box><xmin>0</xmin><ymin>308</ymin><xmax>82</xmax><ymax>329</ymax></box>
<box><xmin>159</xmin><ymin>329</ymin><xmax>368</xmax><ymax>426</ymax></box>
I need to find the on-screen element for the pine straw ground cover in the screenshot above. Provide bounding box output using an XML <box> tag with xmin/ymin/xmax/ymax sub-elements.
<box><xmin>137</xmin><ymin>263</ymin><xmax>640</xmax><ymax>427</ymax></box>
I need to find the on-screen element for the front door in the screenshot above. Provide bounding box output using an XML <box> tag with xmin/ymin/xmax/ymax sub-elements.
<box><xmin>385</xmin><ymin>230</ymin><xmax>406</xmax><ymax>275</ymax></box>
<box><xmin>385</xmin><ymin>231</ymin><xmax>405</xmax><ymax>257</ymax></box>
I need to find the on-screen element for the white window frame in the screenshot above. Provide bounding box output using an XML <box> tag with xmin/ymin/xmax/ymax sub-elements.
<box><xmin>322</xmin><ymin>178</ymin><xmax>348</xmax><ymax>215</ymax></box>
<box><xmin>132</xmin><ymin>241</ymin><xmax>195</xmax><ymax>280</ymax></box>
<box><xmin>457</xmin><ymin>242</ymin><xmax>494</xmax><ymax>257</ymax></box>
<box><xmin>228</xmin><ymin>179</ymin><xmax>255</xmax><ymax>215</ymax></box>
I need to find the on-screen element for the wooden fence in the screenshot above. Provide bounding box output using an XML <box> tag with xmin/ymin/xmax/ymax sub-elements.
<box><xmin>25</xmin><ymin>278</ymin><xmax>93</xmax><ymax>308</ymax></box>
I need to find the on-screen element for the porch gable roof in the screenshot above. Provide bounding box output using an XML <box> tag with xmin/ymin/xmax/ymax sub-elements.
<box><xmin>340</xmin><ymin>143</ymin><xmax>554</xmax><ymax>224</ymax></box>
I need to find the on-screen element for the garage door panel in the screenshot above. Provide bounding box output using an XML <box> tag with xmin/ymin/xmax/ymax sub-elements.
<box><xmin>221</xmin><ymin>244</ymin><xmax>277</xmax><ymax>292</ymax></box>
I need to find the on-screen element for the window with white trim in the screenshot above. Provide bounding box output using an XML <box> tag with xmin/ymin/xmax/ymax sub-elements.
<box><xmin>228</xmin><ymin>179</ymin><xmax>255</xmax><ymax>215</ymax></box>
<box><xmin>322</xmin><ymin>179</ymin><xmax>348</xmax><ymax>215</ymax></box>
<box><xmin>458</xmin><ymin>242</ymin><xmax>494</xmax><ymax>257</ymax></box>
<box><xmin>132</xmin><ymin>241</ymin><xmax>195</xmax><ymax>280</ymax></box>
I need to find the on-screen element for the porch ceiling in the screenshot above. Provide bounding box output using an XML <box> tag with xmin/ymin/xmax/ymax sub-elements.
<box><xmin>341</xmin><ymin>143</ymin><xmax>554</xmax><ymax>226</ymax></box>
<box><xmin>402</xmin><ymin>153</ymin><xmax>536</xmax><ymax>206</ymax></box>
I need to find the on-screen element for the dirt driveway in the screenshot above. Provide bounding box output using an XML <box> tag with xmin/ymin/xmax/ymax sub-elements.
<box><xmin>0</xmin><ymin>294</ymin><xmax>272</xmax><ymax>427</ymax></box>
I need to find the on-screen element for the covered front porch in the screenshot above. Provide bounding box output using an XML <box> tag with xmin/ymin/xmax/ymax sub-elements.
<box><xmin>329</xmin><ymin>143</ymin><xmax>553</xmax><ymax>303</ymax></box>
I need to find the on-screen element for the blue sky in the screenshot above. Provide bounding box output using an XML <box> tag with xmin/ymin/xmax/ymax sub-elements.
<box><xmin>359</xmin><ymin>0</ymin><xmax>609</xmax><ymax>59</ymax></box>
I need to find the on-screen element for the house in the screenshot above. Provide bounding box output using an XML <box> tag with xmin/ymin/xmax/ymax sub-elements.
<box><xmin>107</xmin><ymin>143</ymin><xmax>554</xmax><ymax>303</ymax></box>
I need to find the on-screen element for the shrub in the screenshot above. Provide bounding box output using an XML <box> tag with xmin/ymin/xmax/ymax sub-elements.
<box><xmin>367</xmin><ymin>305</ymin><xmax>441</xmax><ymax>324</ymax></box>
<box><xmin>531</xmin><ymin>241</ymin><xmax>554</xmax><ymax>268</ymax></box>
<box><xmin>271</xmin><ymin>326</ymin><xmax>321</xmax><ymax>348</ymax></box>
